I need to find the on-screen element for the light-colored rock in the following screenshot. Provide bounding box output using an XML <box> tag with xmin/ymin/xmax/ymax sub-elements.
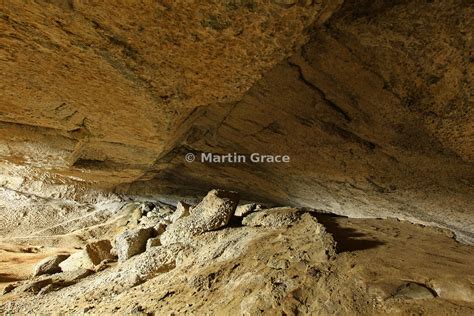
<box><xmin>160</xmin><ymin>190</ymin><xmax>239</xmax><ymax>245</ymax></box>
<box><xmin>139</xmin><ymin>204</ymin><xmax>175</xmax><ymax>228</ymax></box>
<box><xmin>115</xmin><ymin>227</ymin><xmax>155</xmax><ymax>262</ymax></box>
<box><xmin>59</xmin><ymin>251</ymin><xmax>95</xmax><ymax>272</ymax></box>
<box><xmin>392</xmin><ymin>283</ymin><xmax>435</xmax><ymax>300</ymax></box>
<box><xmin>242</xmin><ymin>207</ymin><xmax>304</xmax><ymax>228</ymax></box>
<box><xmin>32</xmin><ymin>254</ymin><xmax>69</xmax><ymax>277</ymax></box>
<box><xmin>146</xmin><ymin>237</ymin><xmax>161</xmax><ymax>250</ymax></box>
<box><xmin>234</xmin><ymin>203</ymin><xmax>266</xmax><ymax>217</ymax></box>
<box><xmin>84</xmin><ymin>240</ymin><xmax>114</xmax><ymax>265</ymax></box>
<box><xmin>266</xmin><ymin>255</ymin><xmax>290</xmax><ymax>270</ymax></box>
<box><xmin>61</xmin><ymin>244</ymin><xmax>188</xmax><ymax>296</ymax></box>
<box><xmin>139</xmin><ymin>202</ymin><xmax>156</xmax><ymax>214</ymax></box>
<box><xmin>430</xmin><ymin>277</ymin><xmax>474</xmax><ymax>303</ymax></box>
<box><xmin>59</xmin><ymin>240</ymin><xmax>114</xmax><ymax>272</ymax></box>
<box><xmin>170</xmin><ymin>202</ymin><xmax>191</xmax><ymax>223</ymax></box>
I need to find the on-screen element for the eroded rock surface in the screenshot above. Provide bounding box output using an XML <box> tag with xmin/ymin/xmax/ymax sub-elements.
<box><xmin>32</xmin><ymin>254</ymin><xmax>69</xmax><ymax>277</ymax></box>
<box><xmin>115</xmin><ymin>227</ymin><xmax>154</xmax><ymax>262</ymax></box>
<box><xmin>1</xmin><ymin>190</ymin><xmax>474</xmax><ymax>314</ymax></box>
<box><xmin>0</xmin><ymin>0</ymin><xmax>472</xmax><ymax>245</ymax></box>
<box><xmin>59</xmin><ymin>239</ymin><xmax>113</xmax><ymax>271</ymax></box>
<box><xmin>160</xmin><ymin>189</ymin><xmax>239</xmax><ymax>245</ymax></box>
<box><xmin>0</xmin><ymin>1</ymin><xmax>473</xmax><ymax>314</ymax></box>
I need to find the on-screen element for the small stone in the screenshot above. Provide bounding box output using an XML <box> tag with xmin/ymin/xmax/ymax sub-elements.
<box><xmin>37</xmin><ymin>284</ymin><xmax>55</xmax><ymax>296</ymax></box>
<box><xmin>393</xmin><ymin>283</ymin><xmax>435</xmax><ymax>300</ymax></box>
<box><xmin>140</xmin><ymin>201</ymin><xmax>156</xmax><ymax>214</ymax></box>
<box><xmin>146</xmin><ymin>237</ymin><xmax>161</xmax><ymax>250</ymax></box>
<box><xmin>1</xmin><ymin>283</ymin><xmax>16</xmax><ymax>295</ymax></box>
<box><xmin>234</xmin><ymin>203</ymin><xmax>257</xmax><ymax>217</ymax></box>
<box><xmin>170</xmin><ymin>201</ymin><xmax>191</xmax><ymax>222</ymax></box>
<box><xmin>32</xmin><ymin>254</ymin><xmax>69</xmax><ymax>277</ymax></box>
<box><xmin>115</xmin><ymin>227</ymin><xmax>155</xmax><ymax>262</ymax></box>
<box><xmin>94</xmin><ymin>261</ymin><xmax>110</xmax><ymax>272</ymax></box>
<box><xmin>154</xmin><ymin>223</ymin><xmax>166</xmax><ymax>235</ymax></box>
<box><xmin>267</xmin><ymin>256</ymin><xmax>289</xmax><ymax>270</ymax></box>
<box><xmin>83</xmin><ymin>306</ymin><xmax>93</xmax><ymax>313</ymax></box>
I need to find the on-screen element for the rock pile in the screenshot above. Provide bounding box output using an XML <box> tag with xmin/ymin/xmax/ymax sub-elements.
<box><xmin>2</xmin><ymin>189</ymin><xmax>330</xmax><ymax>304</ymax></box>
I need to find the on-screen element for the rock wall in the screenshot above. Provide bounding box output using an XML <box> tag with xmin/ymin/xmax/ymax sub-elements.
<box><xmin>0</xmin><ymin>1</ymin><xmax>473</xmax><ymax>241</ymax></box>
<box><xmin>119</xmin><ymin>0</ymin><xmax>474</xmax><ymax>242</ymax></box>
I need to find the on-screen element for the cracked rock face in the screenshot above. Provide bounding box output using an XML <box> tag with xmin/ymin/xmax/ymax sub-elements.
<box><xmin>0</xmin><ymin>0</ymin><xmax>335</xmax><ymax>186</ymax></box>
<box><xmin>0</xmin><ymin>0</ymin><xmax>473</xmax><ymax>246</ymax></box>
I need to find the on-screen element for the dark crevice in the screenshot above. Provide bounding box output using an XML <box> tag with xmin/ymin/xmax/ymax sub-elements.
<box><xmin>288</xmin><ymin>60</ymin><xmax>351</xmax><ymax>123</ymax></box>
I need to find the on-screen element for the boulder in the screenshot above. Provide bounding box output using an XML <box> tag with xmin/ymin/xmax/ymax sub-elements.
<box><xmin>59</xmin><ymin>251</ymin><xmax>95</xmax><ymax>272</ymax></box>
<box><xmin>59</xmin><ymin>240</ymin><xmax>114</xmax><ymax>272</ymax></box>
<box><xmin>160</xmin><ymin>189</ymin><xmax>239</xmax><ymax>245</ymax></box>
<box><xmin>115</xmin><ymin>227</ymin><xmax>155</xmax><ymax>262</ymax></box>
<box><xmin>32</xmin><ymin>254</ymin><xmax>69</xmax><ymax>277</ymax></box>
<box><xmin>242</xmin><ymin>207</ymin><xmax>304</xmax><ymax>227</ymax></box>
<box><xmin>234</xmin><ymin>203</ymin><xmax>263</xmax><ymax>217</ymax></box>
<box><xmin>85</xmin><ymin>240</ymin><xmax>115</xmax><ymax>264</ymax></box>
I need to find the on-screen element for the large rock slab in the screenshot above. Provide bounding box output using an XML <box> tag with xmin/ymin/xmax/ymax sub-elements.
<box><xmin>161</xmin><ymin>190</ymin><xmax>239</xmax><ymax>245</ymax></box>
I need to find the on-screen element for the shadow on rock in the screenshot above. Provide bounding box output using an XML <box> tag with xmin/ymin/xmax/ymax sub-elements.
<box><xmin>316</xmin><ymin>214</ymin><xmax>385</xmax><ymax>253</ymax></box>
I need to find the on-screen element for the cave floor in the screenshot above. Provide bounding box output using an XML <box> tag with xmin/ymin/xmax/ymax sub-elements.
<box><xmin>1</xmin><ymin>213</ymin><xmax>473</xmax><ymax>315</ymax></box>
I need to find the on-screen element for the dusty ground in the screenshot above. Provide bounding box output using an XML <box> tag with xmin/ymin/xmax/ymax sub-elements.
<box><xmin>1</xmin><ymin>212</ymin><xmax>473</xmax><ymax>315</ymax></box>
<box><xmin>0</xmin><ymin>243</ymin><xmax>73</xmax><ymax>288</ymax></box>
